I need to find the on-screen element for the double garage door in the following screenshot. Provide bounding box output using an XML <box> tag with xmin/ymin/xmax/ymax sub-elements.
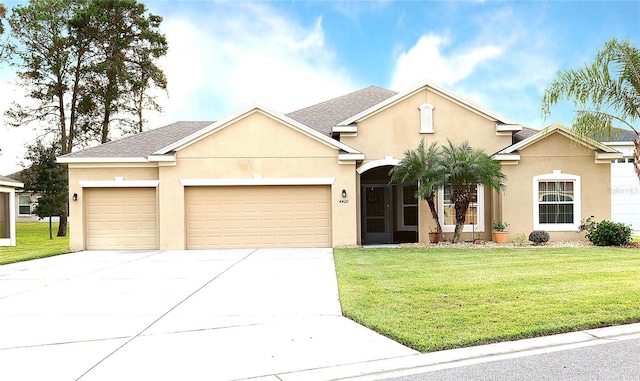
<box><xmin>185</xmin><ymin>185</ymin><xmax>331</xmax><ymax>249</ymax></box>
<box><xmin>84</xmin><ymin>185</ymin><xmax>331</xmax><ymax>250</ymax></box>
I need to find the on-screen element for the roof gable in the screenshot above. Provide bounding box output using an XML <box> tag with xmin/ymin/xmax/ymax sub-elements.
<box><xmin>157</xmin><ymin>104</ymin><xmax>362</xmax><ymax>156</ymax></box>
<box><xmin>494</xmin><ymin>123</ymin><xmax>622</xmax><ymax>163</ymax></box>
<box><xmin>337</xmin><ymin>79</ymin><xmax>520</xmax><ymax>127</ymax></box>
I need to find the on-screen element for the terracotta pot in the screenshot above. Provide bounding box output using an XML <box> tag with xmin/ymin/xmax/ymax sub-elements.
<box><xmin>429</xmin><ymin>232</ymin><xmax>440</xmax><ymax>244</ymax></box>
<box><xmin>493</xmin><ymin>231</ymin><xmax>509</xmax><ymax>244</ymax></box>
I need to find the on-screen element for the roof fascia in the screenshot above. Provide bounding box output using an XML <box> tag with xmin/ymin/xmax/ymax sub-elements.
<box><xmin>156</xmin><ymin>103</ymin><xmax>361</xmax><ymax>155</ymax></box>
<box><xmin>336</xmin><ymin>79</ymin><xmax>519</xmax><ymax>128</ymax></box>
<box><xmin>57</xmin><ymin>157</ymin><xmax>150</xmax><ymax>164</ymax></box>
<box><xmin>0</xmin><ymin>180</ymin><xmax>23</xmax><ymax>188</ymax></box>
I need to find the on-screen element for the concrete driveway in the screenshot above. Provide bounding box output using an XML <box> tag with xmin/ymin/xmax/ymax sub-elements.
<box><xmin>0</xmin><ymin>248</ymin><xmax>417</xmax><ymax>380</ymax></box>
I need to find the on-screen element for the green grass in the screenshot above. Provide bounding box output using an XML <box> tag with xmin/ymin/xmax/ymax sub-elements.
<box><xmin>0</xmin><ymin>222</ymin><xmax>70</xmax><ymax>265</ymax></box>
<box><xmin>334</xmin><ymin>246</ymin><xmax>640</xmax><ymax>353</ymax></box>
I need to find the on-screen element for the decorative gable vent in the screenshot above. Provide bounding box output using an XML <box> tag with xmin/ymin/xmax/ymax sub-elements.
<box><xmin>419</xmin><ymin>103</ymin><xmax>435</xmax><ymax>134</ymax></box>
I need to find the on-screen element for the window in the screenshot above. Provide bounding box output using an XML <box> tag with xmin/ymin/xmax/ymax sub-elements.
<box><xmin>533</xmin><ymin>171</ymin><xmax>581</xmax><ymax>231</ymax></box>
<box><xmin>18</xmin><ymin>195</ymin><xmax>31</xmax><ymax>215</ymax></box>
<box><xmin>397</xmin><ymin>184</ymin><xmax>418</xmax><ymax>231</ymax></box>
<box><xmin>438</xmin><ymin>184</ymin><xmax>485</xmax><ymax>232</ymax></box>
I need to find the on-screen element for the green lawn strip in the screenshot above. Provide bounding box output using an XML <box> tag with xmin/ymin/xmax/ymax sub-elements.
<box><xmin>334</xmin><ymin>247</ymin><xmax>640</xmax><ymax>352</ymax></box>
<box><xmin>0</xmin><ymin>222</ymin><xmax>70</xmax><ymax>265</ymax></box>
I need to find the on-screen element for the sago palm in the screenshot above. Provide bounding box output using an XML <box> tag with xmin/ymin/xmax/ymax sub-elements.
<box><xmin>390</xmin><ymin>139</ymin><xmax>444</xmax><ymax>239</ymax></box>
<box><xmin>440</xmin><ymin>139</ymin><xmax>506</xmax><ymax>243</ymax></box>
<box><xmin>541</xmin><ymin>38</ymin><xmax>640</xmax><ymax>179</ymax></box>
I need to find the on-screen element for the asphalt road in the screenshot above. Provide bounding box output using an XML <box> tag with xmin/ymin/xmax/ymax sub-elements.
<box><xmin>382</xmin><ymin>337</ymin><xmax>640</xmax><ymax>381</ymax></box>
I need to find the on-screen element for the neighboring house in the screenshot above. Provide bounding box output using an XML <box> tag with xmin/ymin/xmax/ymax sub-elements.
<box><xmin>0</xmin><ymin>175</ymin><xmax>24</xmax><ymax>246</ymax></box>
<box><xmin>603</xmin><ymin>129</ymin><xmax>640</xmax><ymax>232</ymax></box>
<box><xmin>6</xmin><ymin>171</ymin><xmax>60</xmax><ymax>223</ymax></box>
<box><xmin>58</xmin><ymin>80</ymin><xmax>622</xmax><ymax>251</ymax></box>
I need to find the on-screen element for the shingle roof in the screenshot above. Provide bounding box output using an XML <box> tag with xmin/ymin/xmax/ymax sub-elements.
<box><xmin>513</xmin><ymin>126</ymin><xmax>539</xmax><ymax>143</ymax></box>
<box><xmin>286</xmin><ymin>86</ymin><xmax>398</xmax><ymax>136</ymax></box>
<box><xmin>0</xmin><ymin>174</ymin><xmax>23</xmax><ymax>186</ymax></box>
<box><xmin>61</xmin><ymin>121</ymin><xmax>214</xmax><ymax>158</ymax></box>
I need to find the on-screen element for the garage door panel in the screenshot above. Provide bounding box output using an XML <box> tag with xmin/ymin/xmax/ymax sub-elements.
<box><xmin>186</xmin><ymin>185</ymin><xmax>331</xmax><ymax>249</ymax></box>
<box><xmin>85</xmin><ymin>188</ymin><xmax>158</xmax><ymax>250</ymax></box>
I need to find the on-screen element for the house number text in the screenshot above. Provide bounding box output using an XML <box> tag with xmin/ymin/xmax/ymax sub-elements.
<box><xmin>339</xmin><ymin>199</ymin><xmax>349</xmax><ymax>203</ymax></box>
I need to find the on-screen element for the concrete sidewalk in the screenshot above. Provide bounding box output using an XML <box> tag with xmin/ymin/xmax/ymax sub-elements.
<box><xmin>0</xmin><ymin>249</ymin><xmax>416</xmax><ymax>381</ymax></box>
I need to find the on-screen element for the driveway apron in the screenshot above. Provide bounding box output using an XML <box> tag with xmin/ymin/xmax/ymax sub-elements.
<box><xmin>0</xmin><ymin>248</ymin><xmax>416</xmax><ymax>380</ymax></box>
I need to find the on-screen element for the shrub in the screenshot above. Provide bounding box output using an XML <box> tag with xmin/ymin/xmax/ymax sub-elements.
<box><xmin>510</xmin><ymin>232</ymin><xmax>528</xmax><ymax>246</ymax></box>
<box><xmin>579</xmin><ymin>217</ymin><xmax>631</xmax><ymax>246</ymax></box>
<box><xmin>528</xmin><ymin>230</ymin><xmax>550</xmax><ymax>245</ymax></box>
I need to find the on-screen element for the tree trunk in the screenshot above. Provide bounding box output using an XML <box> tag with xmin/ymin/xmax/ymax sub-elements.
<box><xmin>425</xmin><ymin>194</ymin><xmax>444</xmax><ymax>241</ymax></box>
<box><xmin>453</xmin><ymin>195</ymin><xmax>471</xmax><ymax>243</ymax></box>
<box><xmin>57</xmin><ymin>210</ymin><xmax>68</xmax><ymax>237</ymax></box>
<box><xmin>634</xmin><ymin>137</ymin><xmax>640</xmax><ymax>182</ymax></box>
<box><xmin>49</xmin><ymin>216</ymin><xmax>53</xmax><ymax>240</ymax></box>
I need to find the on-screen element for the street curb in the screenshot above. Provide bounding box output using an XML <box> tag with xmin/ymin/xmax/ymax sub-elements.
<box><xmin>274</xmin><ymin>323</ymin><xmax>640</xmax><ymax>381</ymax></box>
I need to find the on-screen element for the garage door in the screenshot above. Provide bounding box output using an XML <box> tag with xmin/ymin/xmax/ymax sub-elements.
<box><xmin>85</xmin><ymin>188</ymin><xmax>158</xmax><ymax>250</ymax></box>
<box><xmin>186</xmin><ymin>185</ymin><xmax>331</xmax><ymax>249</ymax></box>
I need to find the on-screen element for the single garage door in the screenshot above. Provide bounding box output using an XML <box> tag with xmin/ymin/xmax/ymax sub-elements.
<box><xmin>185</xmin><ymin>185</ymin><xmax>331</xmax><ymax>249</ymax></box>
<box><xmin>85</xmin><ymin>187</ymin><xmax>158</xmax><ymax>250</ymax></box>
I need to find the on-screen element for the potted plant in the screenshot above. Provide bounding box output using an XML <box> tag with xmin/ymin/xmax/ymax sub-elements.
<box><xmin>492</xmin><ymin>220</ymin><xmax>510</xmax><ymax>244</ymax></box>
<box><xmin>428</xmin><ymin>229</ymin><xmax>440</xmax><ymax>244</ymax></box>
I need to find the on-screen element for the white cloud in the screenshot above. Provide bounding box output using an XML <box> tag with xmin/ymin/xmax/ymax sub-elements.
<box><xmin>389</xmin><ymin>34</ymin><xmax>503</xmax><ymax>91</ymax></box>
<box><xmin>155</xmin><ymin>3</ymin><xmax>356</xmax><ymax>124</ymax></box>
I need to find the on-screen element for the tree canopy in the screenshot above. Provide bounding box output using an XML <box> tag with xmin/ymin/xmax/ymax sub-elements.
<box><xmin>541</xmin><ymin>38</ymin><xmax>640</xmax><ymax>180</ymax></box>
<box><xmin>3</xmin><ymin>0</ymin><xmax>168</xmax><ymax>152</ymax></box>
<box><xmin>20</xmin><ymin>140</ymin><xmax>68</xmax><ymax>238</ymax></box>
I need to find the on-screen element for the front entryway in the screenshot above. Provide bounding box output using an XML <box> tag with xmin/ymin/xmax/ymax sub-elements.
<box><xmin>360</xmin><ymin>166</ymin><xmax>418</xmax><ymax>245</ymax></box>
<box><xmin>362</xmin><ymin>185</ymin><xmax>393</xmax><ymax>244</ymax></box>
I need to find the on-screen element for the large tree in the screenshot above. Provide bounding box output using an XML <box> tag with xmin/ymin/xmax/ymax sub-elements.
<box><xmin>69</xmin><ymin>0</ymin><xmax>168</xmax><ymax>142</ymax></box>
<box><xmin>390</xmin><ymin>139</ymin><xmax>445</xmax><ymax>240</ymax></box>
<box><xmin>21</xmin><ymin>140</ymin><xmax>68</xmax><ymax>238</ymax></box>
<box><xmin>541</xmin><ymin>38</ymin><xmax>640</xmax><ymax>180</ymax></box>
<box><xmin>440</xmin><ymin>140</ymin><xmax>506</xmax><ymax>243</ymax></box>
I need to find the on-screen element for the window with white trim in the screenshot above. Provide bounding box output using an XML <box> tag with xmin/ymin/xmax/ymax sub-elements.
<box><xmin>419</xmin><ymin>103</ymin><xmax>435</xmax><ymax>133</ymax></box>
<box><xmin>397</xmin><ymin>184</ymin><xmax>418</xmax><ymax>231</ymax></box>
<box><xmin>533</xmin><ymin>171</ymin><xmax>581</xmax><ymax>231</ymax></box>
<box><xmin>438</xmin><ymin>184</ymin><xmax>485</xmax><ymax>232</ymax></box>
<box><xmin>18</xmin><ymin>195</ymin><xmax>31</xmax><ymax>215</ymax></box>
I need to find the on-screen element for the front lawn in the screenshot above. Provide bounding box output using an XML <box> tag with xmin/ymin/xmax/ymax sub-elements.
<box><xmin>334</xmin><ymin>246</ymin><xmax>640</xmax><ymax>352</ymax></box>
<box><xmin>0</xmin><ymin>222</ymin><xmax>70</xmax><ymax>265</ymax></box>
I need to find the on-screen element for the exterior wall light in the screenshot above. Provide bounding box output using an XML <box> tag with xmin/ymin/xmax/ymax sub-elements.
<box><xmin>341</xmin><ymin>189</ymin><xmax>347</xmax><ymax>198</ymax></box>
<box><xmin>72</xmin><ymin>193</ymin><xmax>78</xmax><ymax>201</ymax></box>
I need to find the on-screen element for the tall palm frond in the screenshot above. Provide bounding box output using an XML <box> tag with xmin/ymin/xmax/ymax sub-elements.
<box><xmin>541</xmin><ymin>38</ymin><xmax>640</xmax><ymax>180</ymax></box>
<box><xmin>390</xmin><ymin>139</ymin><xmax>444</xmax><ymax>237</ymax></box>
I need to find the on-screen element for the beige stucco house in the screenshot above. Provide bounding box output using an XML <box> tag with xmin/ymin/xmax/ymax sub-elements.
<box><xmin>0</xmin><ymin>175</ymin><xmax>24</xmax><ymax>246</ymax></box>
<box><xmin>58</xmin><ymin>80</ymin><xmax>622</xmax><ymax>251</ymax></box>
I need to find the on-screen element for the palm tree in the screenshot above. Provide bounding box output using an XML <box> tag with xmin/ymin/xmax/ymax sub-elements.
<box><xmin>541</xmin><ymin>38</ymin><xmax>640</xmax><ymax>180</ymax></box>
<box><xmin>390</xmin><ymin>139</ymin><xmax>444</xmax><ymax>240</ymax></box>
<box><xmin>440</xmin><ymin>139</ymin><xmax>506</xmax><ymax>243</ymax></box>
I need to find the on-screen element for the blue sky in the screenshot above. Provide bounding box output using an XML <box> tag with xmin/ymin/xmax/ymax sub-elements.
<box><xmin>1</xmin><ymin>0</ymin><xmax>639</xmax><ymax>174</ymax></box>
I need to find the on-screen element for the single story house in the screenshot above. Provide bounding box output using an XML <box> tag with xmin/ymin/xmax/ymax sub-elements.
<box><xmin>0</xmin><ymin>174</ymin><xmax>24</xmax><ymax>246</ymax></box>
<box><xmin>6</xmin><ymin>170</ymin><xmax>62</xmax><ymax>223</ymax></box>
<box><xmin>58</xmin><ymin>80</ymin><xmax>623</xmax><ymax>251</ymax></box>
